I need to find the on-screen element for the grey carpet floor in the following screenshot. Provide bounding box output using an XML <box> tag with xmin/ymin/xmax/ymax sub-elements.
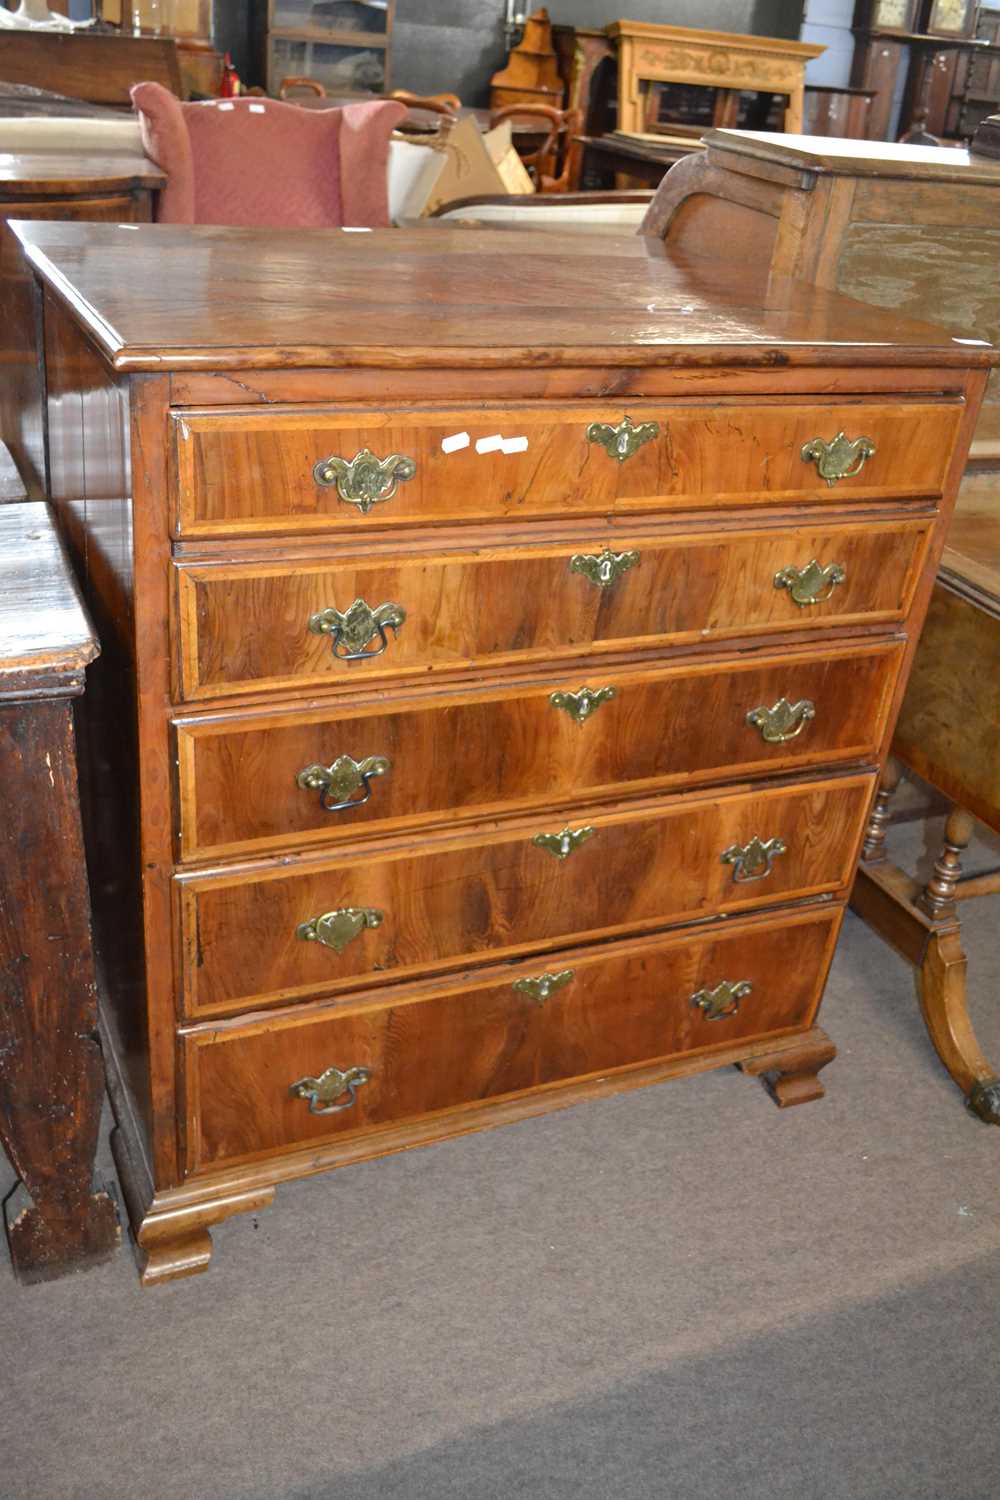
<box><xmin>1</xmin><ymin>789</ymin><xmax>999</xmax><ymax>1500</ymax></box>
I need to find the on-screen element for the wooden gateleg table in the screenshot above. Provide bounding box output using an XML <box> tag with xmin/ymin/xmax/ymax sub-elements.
<box><xmin>852</xmin><ymin>471</ymin><xmax>1000</xmax><ymax>1124</ymax></box>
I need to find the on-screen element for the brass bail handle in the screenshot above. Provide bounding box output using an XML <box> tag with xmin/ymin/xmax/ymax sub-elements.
<box><xmin>313</xmin><ymin>449</ymin><xmax>417</xmax><ymax>514</ymax></box>
<box><xmin>297</xmin><ymin>906</ymin><xmax>384</xmax><ymax>954</ymax></box>
<box><xmin>296</xmin><ymin>754</ymin><xmax>391</xmax><ymax>813</ymax></box>
<box><xmin>746</xmin><ymin>697</ymin><xmax>816</xmax><ymax>744</ymax></box>
<box><xmin>308</xmin><ymin>598</ymin><xmax>406</xmax><ymax>662</ymax></box>
<box><xmin>774</xmin><ymin>560</ymin><xmax>846</xmax><ymax>608</ymax></box>
<box><xmin>721</xmin><ymin>835</ymin><xmax>787</xmax><ymax>883</ymax></box>
<box><xmin>800</xmin><ymin>432</ymin><xmax>876</xmax><ymax>487</ymax></box>
<box><xmin>691</xmin><ymin>979</ymin><xmax>752</xmax><ymax>1021</ymax></box>
<box><xmin>290</xmin><ymin>1065</ymin><xmax>371</xmax><ymax>1115</ymax></box>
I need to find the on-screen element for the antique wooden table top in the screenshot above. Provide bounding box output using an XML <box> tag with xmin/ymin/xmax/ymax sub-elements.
<box><xmin>703</xmin><ymin>129</ymin><xmax>1000</xmax><ymax>184</ymax></box>
<box><xmin>0</xmin><ymin>152</ymin><xmax>164</xmax><ymax>198</ymax></box>
<box><xmin>12</xmin><ymin>221</ymin><xmax>996</xmax><ymax>375</ymax></box>
<box><xmin>0</xmin><ymin>501</ymin><xmax>96</xmax><ymax>693</ymax></box>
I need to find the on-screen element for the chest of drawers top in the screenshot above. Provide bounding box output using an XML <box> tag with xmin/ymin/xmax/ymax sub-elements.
<box><xmin>12</xmin><ymin>220</ymin><xmax>991</xmax><ymax>379</ymax></box>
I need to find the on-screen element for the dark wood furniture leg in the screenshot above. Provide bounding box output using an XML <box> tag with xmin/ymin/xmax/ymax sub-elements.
<box><xmin>850</xmin><ymin>776</ymin><xmax>1000</xmax><ymax>1125</ymax></box>
<box><xmin>0</xmin><ymin>504</ymin><xmax>121</xmax><ymax>1281</ymax></box>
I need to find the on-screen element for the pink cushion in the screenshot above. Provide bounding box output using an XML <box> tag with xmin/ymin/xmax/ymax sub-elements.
<box><xmin>131</xmin><ymin>83</ymin><xmax>404</xmax><ymax>228</ymax></box>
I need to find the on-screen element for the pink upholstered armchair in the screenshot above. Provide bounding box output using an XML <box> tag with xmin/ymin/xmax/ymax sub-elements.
<box><xmin>130</xmin><ymin>83</ymin><xmax>405</xmax><ymax>228</ymax></box>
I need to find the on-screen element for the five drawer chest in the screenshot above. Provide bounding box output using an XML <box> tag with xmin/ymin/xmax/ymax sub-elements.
<box><xmin>13</xmin><ymin>221</ymin><xmax>993</xmax><ymax>1284</ymax></box>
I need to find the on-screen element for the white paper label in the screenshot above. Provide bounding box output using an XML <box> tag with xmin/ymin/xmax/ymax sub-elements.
<box><xmin>441</xmin><ymin>431</ymin><xmax>471</xmax><ymax>453</ymax></box>
<box><xmin>475</xmin><ymin>434</ymin><xmax>504</xmax><ymax>454</ymax></box>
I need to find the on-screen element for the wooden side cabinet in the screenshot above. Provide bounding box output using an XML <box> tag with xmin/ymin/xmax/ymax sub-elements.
<box><xmin>0</xmin><ymin>502</ymin><xmax>119</xmax><ymax>1283</ymax></box>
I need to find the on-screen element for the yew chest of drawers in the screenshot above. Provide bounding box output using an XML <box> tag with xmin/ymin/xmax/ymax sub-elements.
<box><xmin>14</xmin><ymin>221</ymin><xmax>993</xmax><ymax>1285</ymax></box>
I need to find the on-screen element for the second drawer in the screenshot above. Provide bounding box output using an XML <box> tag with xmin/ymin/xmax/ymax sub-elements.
<box><xmin>172</xmin><ymin>516</ymin><xmax>932</xmax><ymax>700</ymax></box>
<box><xmin>176</xmin><ymin>639</ymin><xmax>902</xmax><ymax>861</ymax></box>
<box><xmin>177</xmin><ymin>772</ymin><xmax>874</xmax><ymax>1016</ymax></box>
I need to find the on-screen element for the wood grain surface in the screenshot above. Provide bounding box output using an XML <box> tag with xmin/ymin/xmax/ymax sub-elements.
<box><xmin>177</xmin><ymin>774</ymin><xmax>873</xmax><ymax>1016</ymax></box>
<box><xmin>11</xmin><ymin>221</ymin><xmax>997</xmax><ymax>373</ymax></box>
<box><xmin>0</xmin><ymin>501</ymin><xmax>95</xmax><ymax>691</ymax></box>
<box><xmin>176</xmin><ymin>640</ymin><xmax>901</xmax><ymax>862</ymax></box>
<box><xmin>185</xmin><ymin>905</ymin><xmax>841</xmax><ymax>1170</ymax></box>
<box><xmin>173</xmin><ymin>515</ymin><xmax>932</xmax><ymax>700</ymax></box>
<box><xmin>893</xmin><ymin>582</ymin><xmax>1000</xmax><ymax>833</ymax></box>
<box><xmin>0</xmin><ymin>503</ymin><xmax>118</xmax><ymax>1280</ymax></box>
<box><xmin>171</xmin><ymin>399</ymin><xmax>962</xmax><ymax>536</ymax></box>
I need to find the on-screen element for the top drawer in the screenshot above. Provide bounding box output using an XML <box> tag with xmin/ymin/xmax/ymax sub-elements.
<box><xmin>170</xmin><ymin>398</ymin><xmax>963</xmax><ymax>537</ymax></box>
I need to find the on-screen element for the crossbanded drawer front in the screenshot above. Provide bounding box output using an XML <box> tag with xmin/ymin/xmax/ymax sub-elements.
<box><xmin>183</xmin><ymin>906</ymin><xmax>842</xmax><ymax>1170</ymax></box>
<box><xmin>177</xmin><ymin>773</ymin><xmax>873</xmax><ymax>1017</ymax></box>
<box><xmin>169</xmin><ymin>399</ymin><xmax>962</xmax><ymax>537</ymax></box>
<box><xmin>172</xmin><ymin>516</ymin><xmax>932</xmax><ymax>701</ymax></box>
<box><xmin>175</xmin><ymin>639</ymin><xmax>902</xmax><ymax>862</ymax></box>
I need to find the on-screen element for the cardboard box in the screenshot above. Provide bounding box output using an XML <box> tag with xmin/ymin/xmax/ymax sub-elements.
<box><xmin>396</xmin><ymin>115</ymin><xmax>536</xmax><ymax>218</ymax></box>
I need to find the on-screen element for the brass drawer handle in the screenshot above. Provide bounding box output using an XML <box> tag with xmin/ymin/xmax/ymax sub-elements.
<box><xmin>774</xmin><ymin>559</ymin><xmax>846</xmax><ymax>607</ymax></box>
<box><xmin>721</xmin><ymin>835</ymin><xmax>787</xmax><ymax>883</ymax></box>
<box><xmin>746</xmin><ymin>697</ymin><xmax>815</xmax><ymax>744</ymax></box>
<box><xmin>550</xmin><ymin>685</ymin><xmax>617</xmax><ymax>724</ymax></box>
<box><xmin>586</xmin><ymin>415</ymin><xmax>659</xmax><ymax>463</ymax></box>
<box><xmin>290</xmin><ymin>1064</ymin><xmax>370</xmax><ymax>1115</ymax></box>
<box><xmin>570</xmin><ymin>547</ymin><xmax>640</xmax><ymax>589</ymax></box>
<box><xmin>532</xmin><ymin>825</ymin><xmax>595</xmax><ymax>860</ymax></box>
<box><xmin>692</xmin><ymin>979</ymin><xmax>752</xmax><ymax>1021</ymax></box>
<box><xmin>297</xmin><ymin>754</ymin><xmax>391</xmax><ymax>813</ymax></box>
<box><xmin>308</xmin><ymin>598</ymin><xmax>406</xmax><ymax>661</ymax></box>
<box><xmin>800</xmin><ymin>432</ymin><xmax>876</xmax><ymax>487</ymax></box>
<box><xmin>513</xmin><ymin>968</ymin><xmax>575</xmax><ymax>1003</ymax></box>
<box><xmin>313</xmin><ymin>448</ymin><xmax>417</xmax><ymax>513</ymax></box>
<box><xmin>297</xmin><ymin>906</ymin><xmax>384</xmax><ymax>954</ymax></box>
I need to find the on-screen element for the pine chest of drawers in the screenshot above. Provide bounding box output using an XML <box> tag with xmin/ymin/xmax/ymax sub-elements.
<box><xmin>14</xmin><ymin>221</ymin><xmax>992</xmax><ymax>1284</ymax></box>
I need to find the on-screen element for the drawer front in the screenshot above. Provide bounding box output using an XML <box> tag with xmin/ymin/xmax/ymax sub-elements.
<box><xmin>173</xmin><ymin>517</ymin><xmax>932</xmax><ymax>701</ymax></box>
<box><xmin>185</xmin><ymin>906</ymin><xmax>842</xmax><ymax>1170</ymax></box>
<box><xmin>178</xmin><ymin>774</ymin><xmax>873</xmax><ymax>1016</ymax></box>
<box><xmin>170</xmin><ymin>400</ymin><xmax>962</xmax><ymax>537</ymax></box>
<box><xmin>176</xmin><ymin>640</ymin><xmax>902</xmax><ymax>862</ymax></box>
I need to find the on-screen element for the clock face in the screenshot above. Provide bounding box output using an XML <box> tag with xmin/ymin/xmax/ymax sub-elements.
<box><xmin>929</xmin><ymin>0</ymin><xmax>969</xmax><ymax>30</ymax></box>
<box><xmin>875</xmin><ymin>0</ymin><xmax>912</xmax><ymax>27</ymax></box>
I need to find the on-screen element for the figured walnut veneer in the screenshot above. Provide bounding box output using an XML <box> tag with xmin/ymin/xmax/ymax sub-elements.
<box><xmin>173</xmin><ymin>517</ymin><xmax>932</xmax><ymax>701</ymax></box>
<box><xmin>12</xmin><ymin>220</ymin><xmax>993</xmax><ymax>1283</ymax></box>
<box><xmin>172</xmin><ymin>399</ymin><xmax>961</xmax><ymax>536</ymax></box>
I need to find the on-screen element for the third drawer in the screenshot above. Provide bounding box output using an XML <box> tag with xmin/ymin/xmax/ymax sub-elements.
<box><xmin>176</xmin><ymin>771</ymin><xmax>874</xmax><ymax>1017</ymax></box>
<box><xmin>175</xmin><ymin>638</ymin><xmax>902</xmax><ymax>862</ymax></box>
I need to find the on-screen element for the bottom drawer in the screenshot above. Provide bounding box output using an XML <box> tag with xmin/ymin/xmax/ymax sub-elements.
<box><xmin>185</xmin><ymin>905</ymin><xmax>842</xmax><ymax>1172</ymax></box>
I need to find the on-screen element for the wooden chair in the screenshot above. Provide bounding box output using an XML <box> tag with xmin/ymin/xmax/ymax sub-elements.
<box><xmin>389</xmin><ymin>90</ymin><xmax>460</xmax><ymax>118</ymax></box>
<box><xmin>488</xmin><ymin>103</ymin><xmax>582</xmax><ymax>193</ymax></box>
<box><xmin>278</xmin><ymin>77</ymin><xmax>326</xmax><ymax>100</ymax></box>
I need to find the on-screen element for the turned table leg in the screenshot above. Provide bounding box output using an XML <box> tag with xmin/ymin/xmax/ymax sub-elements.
<box><xmin>916</xmin><ymin>809</ymin><xmax>1000</xmax><ymax>1124</ymax></box>
<box><xmin>0</xmin><ymin>698</ymin><xmax>120</xmax><ymax>1280</ymax></box>
<box><xmin>851</xmin><ymin>792</ymin><xmax>1000</xmax><ymax>1126</ymax></box>
<box><xmin>862</xmin><ymin>755</ymin><xmax>902</xmax><ymax>865</ymax></box>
